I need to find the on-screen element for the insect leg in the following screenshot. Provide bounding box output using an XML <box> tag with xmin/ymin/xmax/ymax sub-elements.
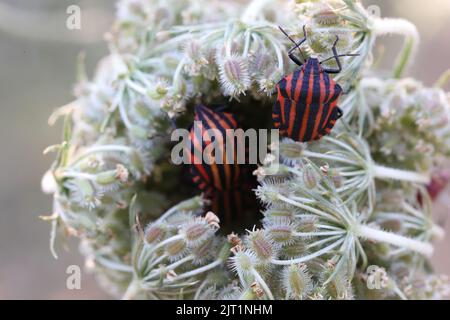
<box><xmin>320</xmin><ymin>36</ymin><xmax>360</xmax><ymax>74</ymax></box>
<box><xmin>279</xmin><ymin>25</ymin><xmax>307</xmax><ymax>67</ymax></box>
<box><xmin>321</xmin><ymin>36</ymin><xmax>343</xmax><ymax>74</ymax></box>
<box><xmin>320</xmin><ymin>53</ymin><xmax>359</xmax><ymax>65</ymax></box>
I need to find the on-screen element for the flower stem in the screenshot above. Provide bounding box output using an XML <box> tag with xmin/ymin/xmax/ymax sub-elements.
<box><xmin>303</xmin><ymin>150</ymin><xmax>355</xmax><ymax>165</ymax></box>
<box><xmin>166</xmin><ymin>259</ymin><xmax>222</xmax><ymax>282</ymax></box>
<box><xmin>294</xmin><ymin>230</ymin><xmax>346</xmax><ymax>237</ymax></box>
<box><xmin>431</xmin><ymin>224</ymin><xmax>445</xmax><ymax>242</ymax></box>
<box><xmin>122</xmin><ymin>280</ymin><xmax>141</xmax><ymax>300</ymax></box>
<box><xmin>49</xmin><ymin>214</ymin><xmax>59</xmax><ymax>259</ymax></box>
<box><xmin>96</xmin><ymin>256</ymin><xmax>134</xmax><ymax>273</ymax></box>
<box><xmin>356</xmin><ymin>225</ymin><xmax>433</xmax><ymax>257</ymax></box>
<box><xmin>373</xmin><ymin>165</ymin><xmax>430</xmax><ymax>184</ymax></box>
<box><xmin>145</xmin><ymin>254</ymin><xmax>168</xmax><ymax>274</ymax></box>
<box><xmin>239</xmin><ymin>288</ymin><xmax>258</xmax><ymax>300</ymax></box>
<box><xmin>143</xmin><ymin>234</ymin><xmax>183</xmax><ymax>259</ymax></box>
<box><xmin>157</xmin><ymin>197</ymin><xmax>202</xmax><ymax>222</ymax></box>
<box><xmin>277</xmin><ymin>194</ymin><xmax>340</xmax><ymax>224</ymax></box>
<box><xmin>59</xmin><ymin>171</ymin><xmax>95</xmax><ymax>181</ymax></box>
<box><xmin>172</xmin><ymin>57</ymin><xmax>187</xmax><ymax>92</ymax></box>
<box><xmin>251</xmin><ymin>268</ymin><xmax>274</xmax><ymax>300</ymax></box>
<box><xmin>393</xmin><ymin>283</ymin><xmax>408</xmax><ymax>300</ymax></box>
<box><xmin>144</xmin><ymin>255</ymin><xmax>194</xmax><ymax>281</ymax></box>
<box><xmin>372</xmin><ymin>18</ymin><xmax>419</xmax><ymax>78</ymax></box>
<box><xmin>271</xmin><ymin>238</ymin><xmax>345</xmax><ymax>265</ymax></box>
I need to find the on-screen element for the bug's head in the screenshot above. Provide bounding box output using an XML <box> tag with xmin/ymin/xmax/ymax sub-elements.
<box><xmin>194</xmin><ymin>104</ymin><xmax>208</xmax><ymax>116</ymax></box>
<box><xmin>305</xmin><ymin>57</ymin><xmax>320</xmax><ymax>67</ymax></box>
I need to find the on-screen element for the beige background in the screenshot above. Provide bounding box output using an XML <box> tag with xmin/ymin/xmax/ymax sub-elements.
<box><xmin>0</xmin><ymin>0</ymin><xmax>449</xmax><ymax>299</ymax></box>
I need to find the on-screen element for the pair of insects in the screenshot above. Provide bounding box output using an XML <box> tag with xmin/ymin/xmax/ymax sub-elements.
<box><xmin>185</xmin><ymin>26</ymin><xmax>357</xmax><ymax>222</ymax></box>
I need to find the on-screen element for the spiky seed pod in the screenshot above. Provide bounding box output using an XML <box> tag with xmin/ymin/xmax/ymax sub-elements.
<box><xmin>220</xmin><ymin>285</ymin><xmax>244</xmax><ymax>300</ymax></box>
<box><xmin>229</xmin><ymin>249</ymin><xmax>257</xmax><ymax>279</ymax></box>
<box><xmin>279</xmin><ymin>240</ymin><xmax>309</xmax><ymax>259</ymax></box>
<box><xmin>278</xmin><ymin>139</ymin><xmax>306</xmax><ymax>164</ymax></box>
<box><xmin>145</xmin><ymin>223</ymin><xmax>168</xmax><ymax>244</ymax></box>
<box><xmin>249</xmin><ymin>51</ymin><xmax>272</xmax><ymax>78</ymax></box>
<box><xmin>258</xmin><ymin>66</ymin><xmax>283</xmax><ymax>95</ymax></box>
<box><xmin>302</xmin><ymin>164</ymin><xmax>319</xmax><ymax>189</ymax></box>
<box><xmin>165</xmin><ymin>239</ymin><xmax>187</xmax><ymax>261</ymax></box>
<box><xmin>311</xmin><ymin>3</ymin><xmax>341</xmax><ymax>26</ymax></box>
<box><xmin>218</xmin><ymin>54</ymin><xmax>251</xmax><ymax>97</ymax></box>
<box><xmin>282</xmin><ymin>263</ymin><xmax>313</xmax><ymax>300</ymax></box>
<box><xmin>207</xmin><ymin>270</ymin><xmax>234</xmax><ymax>288</ymax></box>
<box><xmin>66</xmin><ymin>179</ymin><xmax>102</xmax><ymax>210</ymax></box>
<box><xmin>184</xmin><ymin>40</ymin><xmax>209</xmax><ymax>76</ymax></box>
<box><xmin>307</xmin><ymin>286</ymin><xmax>326</xmax><ymax>300</ymax></box>
<box><xmin>297</xmin><ymin>216</ymin><xmax>318</xmax><ymax>233</ymax></box>
<box><xmin>179</xmin><ymin>218</ymin><xmax>216</xmax><ymax>246</ymax></box>
<box><xmin>253</xmin><ymin>164</ymin><xmax>292</xmax><ymax>182</ymax></box>
<box><xmin>328</xmin><ymin>168</ymin><xmax>343</xmax><ymax>188</ymax></box>
<box><xmin>308</xmin><ymin>31</ymin><xmax>333</xmax><ymax>53</ymax></box>
<box><xmin>255</xmin><ymin>182</ymin><xmax>285</xmax><ymax>205</ymax></box>
<box><xmin>184</xmin><ymin>40</ymin><xmax>203</xmax><ymax>62</ymax></box>
<box><xmin>246</xmin><ymin>229</ymin><xmax>275</xmax><ymax>262</ymax></box>
<box><xmin>192</xmin><ymin>239</ymin><xmax>216</xmax><ymax>265</ymax></box>
<box><xmin>79</xmin><ymin>156</ymin><xmax>103</xmax><ymax>172</ymax></box>
<box><xmin>379</xmin><ymin>218</ymin><xmax>403</xmax><ymax>233</ymax></box>
<box><xmin>94</xmin><ymin>170</ymin><xmax>119</xmax><ymax>187</ymax></box>
<box><xmin>264</xmin><ymin>218</ymin><xmax>296</xmax><ymax>245</ymax></box>
<box><xmin>166</xmin><ymin>212</ymin><xmax>195</xmax><ymax>228</ymax></box>
<box><xmin>190</xmin><ymin>45</ymin><xmax>216</xmax><ymax>80</ymax></box>
<box><xmin>321</xmin><ymin>262</ymin><xmax>355</xmax><ymax>300</ymax></box>
<box><xmin>262</xmin><ymin>206</ymin><xmax>295</xmax><ymax>220</ymax></box>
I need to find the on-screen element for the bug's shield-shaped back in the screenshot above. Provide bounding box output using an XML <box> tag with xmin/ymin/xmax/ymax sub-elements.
<box><xmin>273</xmin><ymin>59</ymin><xmax>343</xmax><ymax>142</ymax></box>
<box><xmin>186</xmin><ymin>105</ymin><xmax>241</xmax><ymax>193</ymax></box>
<box><xmin>185</xmin><ymin>105</ymin><xmax>258</xmax><ymax>228</ymax></box>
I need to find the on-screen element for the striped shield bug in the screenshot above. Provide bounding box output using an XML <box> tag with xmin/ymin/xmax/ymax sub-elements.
<box><xmin>273</xmin><ymin>25</ymin><xmax>359</xmax><ymax>142</ymax></box>
<box><xmin>186</xmin><ymin>105</ymin><xmax>241</xmax><ymax>193</ymax></box>
<box><xmin>185</xmin><ymin>105</ymin><xmax>255</xmax><ymax>227</ymax></box>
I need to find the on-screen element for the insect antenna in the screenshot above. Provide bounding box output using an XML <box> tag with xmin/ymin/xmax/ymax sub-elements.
<box><xmin>278</xmin><ymin>25</ymin><xmax>307</xmax><ymax>66</ymax></box>
<box><xmin>320</xmin><ymin>53</ymin><xmax>360</xmax><ymax>65</ymax></box>
<box><xmin>278</xmin><ymin>26</ymin><xmax>306</xmax><ymax>58</ymax></box>
<box><xmin>321</xmin><ymin>35</ymin><xmax>360</xmax><ymax>74</ymax></box>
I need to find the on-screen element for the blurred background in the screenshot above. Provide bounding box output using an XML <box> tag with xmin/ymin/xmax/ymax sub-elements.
<box><xmin>0</xmin><ymin>0</ymin><xmax>449</xmax><ymax>299</ymax></box>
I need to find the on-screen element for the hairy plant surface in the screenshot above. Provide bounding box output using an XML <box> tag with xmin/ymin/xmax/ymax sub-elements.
<box><xmin>42</xmin><ymin>0</ymin><xmax>450</xmax><ymax>300</ymax></box>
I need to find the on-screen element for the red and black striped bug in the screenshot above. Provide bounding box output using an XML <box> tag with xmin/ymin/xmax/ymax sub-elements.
<box><xmin>185</xmin><ymin>105</ymin><xmax>254</xmax><ymax>227</ymax></box>
<box><xmin>273</xmin><ymin>25</ymin><xmax>359</xmax><ymax>142</ymax></box>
